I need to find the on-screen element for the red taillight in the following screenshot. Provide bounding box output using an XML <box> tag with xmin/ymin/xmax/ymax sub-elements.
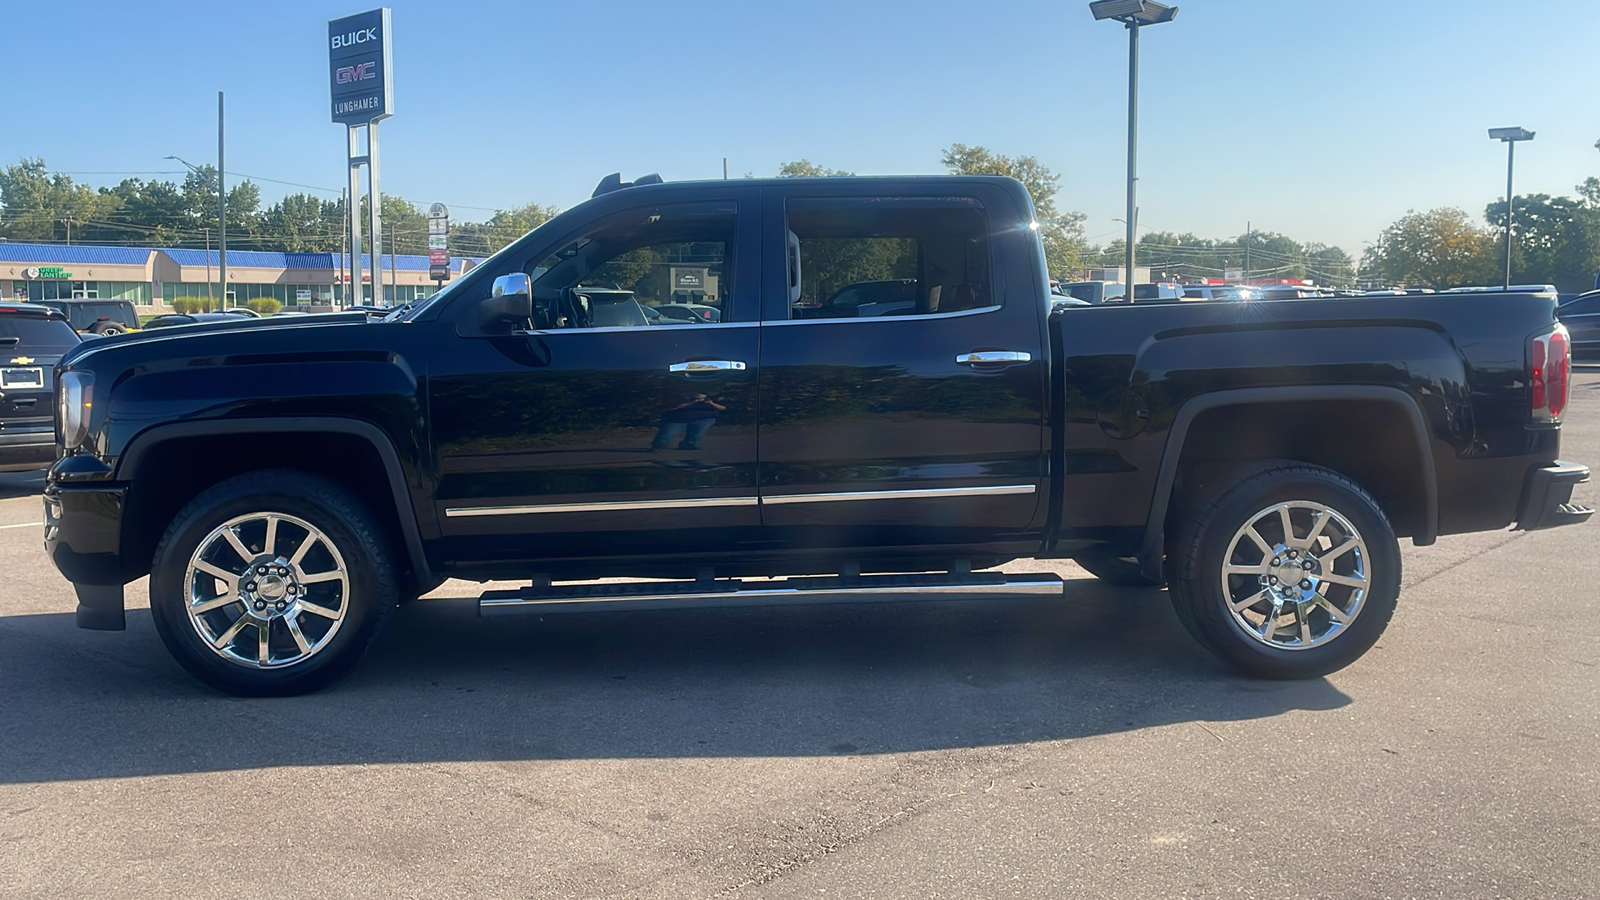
<box><xmin>1547</xmin><ymin>329</ymin><xmax>1569</xmax><ymax>418</ymax></box>
<box><xmin>1530</xmin><ymin>325</ymin><xmax>1572</xmax><ymax>423</ymax></box>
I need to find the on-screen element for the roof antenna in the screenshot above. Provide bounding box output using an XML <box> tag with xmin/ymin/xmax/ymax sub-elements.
<box><xmin>592</xmin><ymin>173</ymin><xmax>623</xmax><ymax>198</ymax></box>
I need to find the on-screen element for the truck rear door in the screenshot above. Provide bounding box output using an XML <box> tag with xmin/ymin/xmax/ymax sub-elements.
<box><xmin>755</xmin><ymin>182</ymin><xmax>1050</xmax><ymax>553</ymax></box>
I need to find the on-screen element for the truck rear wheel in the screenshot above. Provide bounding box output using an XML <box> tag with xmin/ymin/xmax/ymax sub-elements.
<box><xmin>1167</xmin><ymin>463</ymin><xmax>1400</xmax><ymax>679</ymax></box>
<box><xmin>149</xmin><ymin>470</ymin><xmax>398</xmax><ymax>696</ymax></box>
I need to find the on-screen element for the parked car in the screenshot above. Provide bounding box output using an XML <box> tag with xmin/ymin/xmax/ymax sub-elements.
<box><xmin>1182</xmin><ymin>285</ymin><xmax>1257</xmax><ymax>302</ymax></box>
<box><xmin>1443</xmin><ymin>284</ymin><xmax>1558</xmax><ymax>295</ymax></box>
<box><xmin>1</xmin><ymin>303</ymin><xmax>80</xmax><ymax>472</ymax></box>
<box><xmin>34</xmin><ymin>299</ymin><xmax>140</xmax><ymax>335</ymax></box>
<box><xmin>655</xmin><ymin>302</ymin><xmax>722</xmax><ymax>323</ymax></box>
<box><xmin>223</xmin><ymin>307</ymin><xmax>262</xmax><ymax>318</ymax></box>
<box><xmin>1557</xmin><ymin>289</ymin><xmax>1600</xmax><ymax>359</ymax></box>
<box><xmin>1131</xmin><ymin>282</ymin><xmax>1186</xmax><ymax>302</ymax></box>
<box><xmin>811</xmin><ymin>279</ymin><xmax>918</xmax><ymax>318</ymax></box>
<box><xmin>1060</xmin><ymin>280</ymin><xmax>1125</xmax><ymax>304</ymax></box>
<box><xmin>141</xmin><ymin>312</ymin><xmax>254</xmax><ymax>330</ymax></box>
<box><xmin>1256</xmin><ymin>285</ymin><xmax>1330</xmax><ymax>301</ymax></box>
<box><xmin>43</xmin><ymin>173</ymin><xmax>1589</xmax><ymax>696</ymax></box>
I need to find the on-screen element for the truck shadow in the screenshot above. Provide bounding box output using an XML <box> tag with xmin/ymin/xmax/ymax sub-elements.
<box><xmin>0</xmin><ymin>470</ymin><xmax>46</xmax><ymax>500</ymax></box>
<box><xmin>0</xmin><ymin>581</ymin><xmax>1350</xmax><ymax>784</ymax></box>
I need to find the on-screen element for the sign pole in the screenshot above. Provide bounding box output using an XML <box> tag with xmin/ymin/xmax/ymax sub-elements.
<box><xmin>368</xmin><ymin>119</ymin><xmax>382</xmax><ymax>306</ymax></box>
<box><xmin>346</xmin><ymin>125</ymin><xmax>364</xmax><ymax>308</ymax></box>
<box><xmin>218</xmin><ymin>91</ymin><xmax>227</xmax><ymax>311</ymax></box>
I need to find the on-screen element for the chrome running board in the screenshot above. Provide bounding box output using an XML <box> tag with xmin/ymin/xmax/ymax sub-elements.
<box><xmin>478</xmin><ymin>571</ymin><xmax>1065</xmax><ymax>617</ymax></box>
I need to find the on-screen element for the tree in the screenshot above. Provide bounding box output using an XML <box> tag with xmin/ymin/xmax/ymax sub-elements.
<box><xmin>1373</xmin><ymin>208</ymin><xmax>1497</xmax><ymax>289</ymax></box>
<box><xmin>0</xmin><ymin>158</ymin><xmax>117</xmax><ymax>243</ymax></box>
<box><xmin>939</xmin><ymin>144</ymin><xmax>1088</xmax><ymax>279</ymax></box>
<box><xmin>85</xmin><ymin>178</ymin><xmax>190</xmax><ymax>246</ymax></box>
<box><xmin>778</xmin><ymin>160</ymin><xmax>854</xmax><ymax>178</ymax></box>
<box><xmin>262</xmin><ymin>192</ymin><xmax>342</xmax><ymax>252</ymax></box>
<box><xmin>1484</xmin><ymin>191</ymin><xmax>1600</xmax><ymax>292</ymax></box>
<box><xmin>452</xmin><ymin>201</ymin><xmax>559</xmax><ymax>257</ymax></box>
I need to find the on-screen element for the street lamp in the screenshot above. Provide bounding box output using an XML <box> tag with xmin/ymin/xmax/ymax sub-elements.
<box><xmin>1488</xmin><ymin>126</ymin><xmax>1534</xmax><ymax>290</ymax></box>
<box><xmin>165</xmin><ymin>155</ymin><xmax>222</xmax><ymax>307</ymax></box>
<box><xmin>1091</xmin><ymin>0</ymin><xmax>1177</xmax><ymax>290</ymax></box>
<box><xmin>163</xmin><ymin>94</ymin><xmax>226</xmax><ymax>311</ymax></box>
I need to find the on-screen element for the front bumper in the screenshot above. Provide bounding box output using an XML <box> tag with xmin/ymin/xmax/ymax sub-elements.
<box><xmin>1515</xmin><ymin>460</ymin><xmax>1594</xmax><ymax>530</ymax></box>
<box><xmin>0</xmin><ymin>428</ymin><xmax>56</xmax><ymax>473</ymax></box>
<box><xmin>43</xmin><ymin>482</ymin><xmax>131</xmax><ymax>630</ymax></box>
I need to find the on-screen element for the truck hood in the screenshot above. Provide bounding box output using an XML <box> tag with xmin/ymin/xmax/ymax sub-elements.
<box><xmin>59</xmin><ymin>311</ymin><xmax>375</xmax><ymax>367</ymax></box>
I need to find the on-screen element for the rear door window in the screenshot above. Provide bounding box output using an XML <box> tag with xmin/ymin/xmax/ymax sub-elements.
<box><xmin>783</xmin><ymin>198</ymin><xmax>992</xmax><ymax>320</ymax></box>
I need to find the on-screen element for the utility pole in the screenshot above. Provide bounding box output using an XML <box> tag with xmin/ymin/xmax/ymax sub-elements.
<box><xmin>389</xmin><ymin>226</ymin><xmax>397</xmax><ymax>307</ymax></box>
<box><xmin>204</xmin><ymin>228</ymin><xmax>214</xmax><ymax>306</ymax></box>
<box><xmin>1244</xmin><ymin>221</ymin><xmax>1250</xmax><ymax>285</ymax></box>
<box><xmin>218</xmin><ymin>91</ymin><xmax>227</xmax><ymax>311</ymax></box>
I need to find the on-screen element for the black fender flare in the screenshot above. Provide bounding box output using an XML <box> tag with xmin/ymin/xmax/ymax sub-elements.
<box><xmin>1136</xmin><ymin>385</ymin><xmax>1438</xmax><ymax>580</ymax></box>
<box><xmin>117</xmin><ymin>416</ymin><xmax>432</xmax><ymax>585</ymax></box>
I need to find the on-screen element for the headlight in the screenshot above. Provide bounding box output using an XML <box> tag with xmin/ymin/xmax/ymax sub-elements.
<box><xmin>58</xmin><ymin>370</ymin><xmax>94</xmax><ymax>450</ymax></box>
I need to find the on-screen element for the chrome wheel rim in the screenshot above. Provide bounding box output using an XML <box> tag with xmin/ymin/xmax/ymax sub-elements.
<box><xmin>184</xmin><ymin>512</ymin><xmax>350</xmax><ymax>669</ymax></box>
<box><xmin>1220</xmin><ymin>501</ymin><xmax>1369</xmax><ymax>651</ymax></box>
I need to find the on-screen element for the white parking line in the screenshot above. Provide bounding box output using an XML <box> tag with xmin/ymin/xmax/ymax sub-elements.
<box><xmin>0</xmin><ymin>522</ymin><xmax>40</xmax><ymax>529</ymax></box>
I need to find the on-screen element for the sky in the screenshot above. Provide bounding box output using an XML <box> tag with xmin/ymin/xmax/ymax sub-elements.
<box><xmin>5</xmin><ymin>0</ymin><xmax>1598</xmax><ymax>255</ymax></box>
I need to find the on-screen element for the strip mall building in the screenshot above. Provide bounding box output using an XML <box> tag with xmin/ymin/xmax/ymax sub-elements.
<box><xmin>0</xmin><ymin>242</ymin><xmax>479</xmax><ymax>309</ymax></box>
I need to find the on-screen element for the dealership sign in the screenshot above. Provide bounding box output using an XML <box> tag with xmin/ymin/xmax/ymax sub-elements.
<box><xmin>328</xmin><ymin>8</ymin><xmax>393</xmax><ymax>124</ymax></box>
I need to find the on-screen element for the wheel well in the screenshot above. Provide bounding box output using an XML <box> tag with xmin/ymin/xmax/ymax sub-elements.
<box><xmin>1171</xmin><ymin>400</ymin><xmax>1429</xmax><ymax>538</ymax></box>
<box><xmin>119</xmin><ymin>431</ymin><xmax>418</xmax><ymax>588</ymax></box>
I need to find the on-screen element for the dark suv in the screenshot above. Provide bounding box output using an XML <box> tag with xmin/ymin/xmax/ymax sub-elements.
<box><xmin>1</xmin><ymin>303</ymin><xmax>80</xmax><ymax>471</ymax></box>
<box><xmin>35</xmin><ymin>299</ymin><xmax>140</xmax><ymax>336</ymax></box>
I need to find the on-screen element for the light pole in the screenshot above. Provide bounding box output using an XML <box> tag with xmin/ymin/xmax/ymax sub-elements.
<box><xmin>1091</xmin><ymin>0</ymin><xmax>1177</xmax><ymax>289</ymax></box>
<box><xmin>1488</xmin><ymin>126</ymin><xmax>1534</xmax><ymax>290</ymax></box>
<box><xmin>166</xmin><ymin>153</ymin><xmax>225</xmax><ymax>307</ymax></box>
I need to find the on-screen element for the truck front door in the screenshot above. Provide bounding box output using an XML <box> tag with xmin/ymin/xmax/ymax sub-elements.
<box><xmin>429</xmin><ymin>195</ymin><xmax>762</xmax><ymax>572</ymax></box>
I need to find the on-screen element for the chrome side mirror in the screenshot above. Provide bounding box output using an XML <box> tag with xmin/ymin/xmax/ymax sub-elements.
<box><xmin>479</xmin><ymin>273</ymin><xmax>533</xmax><ymax>329</ymax></box>
<box><xmin>492</xmin><ymin>272</ymin><xmax>531</xmax><ymax>301</ymax></box>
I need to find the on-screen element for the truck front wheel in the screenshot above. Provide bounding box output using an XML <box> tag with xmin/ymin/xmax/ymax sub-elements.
<box><xmin>149</xmin><ymin>470</ymin><xmax>398</xmax><ymax>696</ymax></box>
<box><xmin>1167</xmin><ymin>463</ymin><xmax>1400</xmax><ymax>679</ymax></box>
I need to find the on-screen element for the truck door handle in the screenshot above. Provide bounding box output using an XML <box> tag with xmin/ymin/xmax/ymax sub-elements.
<box><xmin>669</xmin><ymin>360</ymin><xmax>747</xmax><ymax>373</ymax></box>
<box><xmin>956</xmin><ymin>351</ymin><xmax>1032</xmax><ymax>366</ymax></box>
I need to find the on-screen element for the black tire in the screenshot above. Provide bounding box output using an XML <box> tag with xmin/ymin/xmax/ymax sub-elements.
<box><xmin>1167</xmin><ymin>463</ymin><xmax>1400</xmax><ymax>679</ymax></box>
<box><xmin>149</xmin><ymin>469</ymin><xmax>398</xmax><ymax>696</ymax></box>
<box><xmin>90</xmin><ymin>323</ymin><xmax>126</xmax><ymax>335</ymax></box>
<box><xmin>1074</xmin><ymin>551</ymin><xmax>1164</xmax><ymax>587</ymax></box>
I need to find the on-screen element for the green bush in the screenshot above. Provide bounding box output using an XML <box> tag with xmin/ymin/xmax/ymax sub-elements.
<box><xmin>168</xmin><ymin>297</ymin><xmax>210</xmax><ymax>314</ymax></box>
<box><xmin>246</xmin><ymin>298</ymin><xmax>281</xmax><ymax>315</ymax></box>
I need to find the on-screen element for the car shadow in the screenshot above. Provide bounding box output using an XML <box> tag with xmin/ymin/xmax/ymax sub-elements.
<box><xmin>0</xmin><ymin>581</ymin><xmax>1350</xmax><ymax>784</ymax></box>
<box><xmin>0</xmin><ymin>470</ymin><xmax>46</xmax><ymax>500</ymax></box>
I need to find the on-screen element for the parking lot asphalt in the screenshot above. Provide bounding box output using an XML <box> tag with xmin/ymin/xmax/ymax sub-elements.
<box><xmin>1</xmin><ymin>372</ymin><xmax>1596</xmax><ymax>900</ymax></box>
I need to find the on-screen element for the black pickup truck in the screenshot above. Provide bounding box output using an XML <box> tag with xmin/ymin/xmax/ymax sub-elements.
<box><xmin>43</xmin><ymin>175</ymin><xmax>1591</xmax><ymax>695</ymax></box>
